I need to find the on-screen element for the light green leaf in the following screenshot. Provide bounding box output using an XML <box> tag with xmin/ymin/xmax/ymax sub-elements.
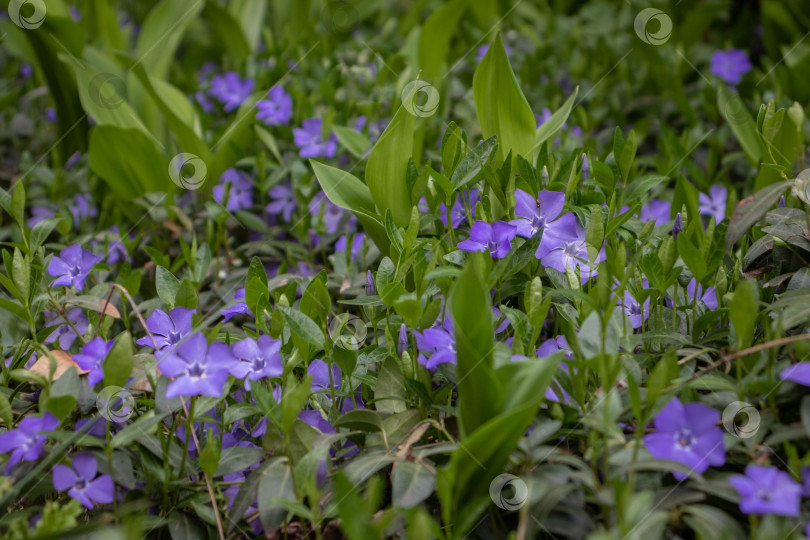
<box><xmin>366</xmin><ymin>104</ymin><xmax>414</xmax><ymax>227</ymax></box>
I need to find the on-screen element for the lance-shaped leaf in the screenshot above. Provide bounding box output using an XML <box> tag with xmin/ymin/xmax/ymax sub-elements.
<box><xmin>366</xmin><ymin>103</ymin><xmax>414</xmax><ymax>227</ymax></box>
<box><xmin>473</xmin><ymin>33</ymin><xmax>536</xmax><ymax>163</ymax></box>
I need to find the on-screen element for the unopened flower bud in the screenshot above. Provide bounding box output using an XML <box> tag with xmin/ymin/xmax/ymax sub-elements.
<box><xmin>365</xmin><ymin>270</ymin><xmax>375</xmax><ymax>296</ymax></box>
<box><xmin>672</xmin><ymin>213</ymin><xmax>683</xmax><ymax>240</ymax></box>
<box><xmin>397</xmin><ymin>324</ymin><xmax>408</xmax><ymax>356</ymax></box>
<box><xmin>581</xmin><ymin>154</ymin><xmax>590</xmax><ymax>180</ymax></box>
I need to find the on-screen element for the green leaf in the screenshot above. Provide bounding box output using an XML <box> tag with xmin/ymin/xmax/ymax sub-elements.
<box><xmin>136</xmin><ymin>0</ymin><xmax>204</xmax><ymax>79</ymax></box>
<box><xmin>729</xmin><ymin>279</ymin><xmax>757</xmax><ymax>349</ymax></box>
<box><xmin>676</xmin><ymin>235</ymin><xmax>707</xmax><ymax>282</ymax></box>
<box><xmin>155</xmin><ymin>266</ymin><xmax>181</xmax><ymax>307</ymax></box>
<box><xmin>725</xmin><ymin>180</ymin><xmax>789</xmax><ymax>249</ymax></box>
<box><xmin>392</xmin><ymin>460</ymin><xmax>436</xmax><ymax>509</ymax></box>
<box><xmin>281</xmin><ymin>375</ymin><xmax>312</xmax><ymax>435</ymax></box>
<box><xmin>334</xmin><ymin>125</ymin><xmax>372</xmax><ymax>159</ymax></box>
<box><xmin>112</xmin><ymin>412</ymin><xmax>168</xmax><ymax>448</ymax></box>
<box><xmin>300</xmin><ymin>272</ymin><xmax>331</xmax><ymax>325</ymax></box>
<box><xmin>717</xmin><ymin>84</ymin><xmax>765</xmax><ymax>166</ymax></box>
<box><xmin>45</xmin><ymin>367</ymin><xmax>79</xmax><ymax>420</ymax></box>
<box><xmin>277</xmin><ymin>305</ymin><xmax>324</xmax><ymax>347</ymax></box>
<box><xmin>441</xmin><ymin>122</ymin><xmax>467</xmax><ymax>176</ymax></box>
<box><xmin>451</xmin><ymin>254</ymin><xmax>501</xmax><ymax>436</ymax></box>
<box><xmin>11</xmin><ymin>181</ymin><xmax>25</xmax><ymax>230</ymax></box>
<box><xmin>418</xmin><ymin>0</ymin><xmax>468</xmax><ymax>79</ymax></box>
<box><xmin>534</xmin><ymin>87</ymin><xmax>579</xmax><ymax>151</ymax></box>
<box><xmin>450</xmin><ymin>136</ymin><xmax>497</xmax><ymax>190</ymax></box>
<box><xmin>334</xmin><ymin>409</ymin><xmax>384</xmax><ymax>432</ymax></box>
<box><xmin>258</xmin><ymin>458</ymin><xmax>296</xmax><ymax>532</ymax></box>
<box><xmin>366</xmin><ymin>103</ymin><xmax>414</xmax><ymax>227</ymax></box>
<box><xmin>104</xmin><ymin>331</ymin><xmax>134</xmax><ymax>388</ymax></box>
<box><xmin>11</xmin><ymin>248</ymin><xmax>28</xmax><ymax>308</ymax></box>
<box><xmin>473</xmin><ymin>33</ymin><xmax>536</xmax><ymax>163</ymax></box>
<box><xmin>375</xmin><ymin>356</ymin><xmax>407</xmax><ymax>414</ymax></box>
<box><xmin>88</xmin><ymin>126</ymin><xmax>169</xmax><ymax>199</ymax></box>
<box><xmin>199</xmin><ymin>431</ymin><xmax>221</xmax><ymax>478</ymax></box>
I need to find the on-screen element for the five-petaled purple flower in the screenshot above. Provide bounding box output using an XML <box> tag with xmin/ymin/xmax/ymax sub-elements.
<box><xmin>0</xmin><ymin>413</ymin><xmax>59</xmax><ymax>473</ymax></box>
<box><xmin>458</xmin><ymin>220</ymin><xmax>517</xmax><ymax>259</ymax></box>
<box><xmin>48</xmin><ymin>244</ymin><xmax>103</xmax><ymax>290</ymax></box>
<box><xmin>136</xmin><ymin>307</ymin><xmax>195</xmax><ymax>352</ymax></box>
<box><xmin>209</xmin><ymin>72</ymin><xmax>254</xmax><ymax>112</ymax></box>
<box><xmin>335</xmin><ymin>233</ymin><xmax>365</xmax><ymax>260</ymax></box>
<box><xmin>73</xmin><ymin>337</ymin><xmax>114</xmax><ymax>386</ymax></box>
<box><xmin>729</xmin><ymin>465</ymin><xmax>801</xmax><ymax>516</ymax></box>
<box><xmin>52</xmin><ymin>453</ymin><xmax>114</xmax><ymax>509</ymax></box>
<box><xmin>266</xmin><ymin>182</ymin><xmax>296</xmax><ymax>221</ymax></box>
<box><xmin>536</xmin><ymin>213</ymin><xmax>605</xmax><ymax>282</ymax></box>
<box><xmin>413</xmin><ymin>318</ymin><xmax>456</xmax><ymax>371</ymax></box>
<box><xmin>620</xmin><ymin>280</ymin><xmax>650</xmax><ymax>329</ymax></box>
<box><xmin>509</xmin><ymin>189</ymin><xmax>565</xmax><ymax>238</ymax></box>
<box><xmin>44</xmin><ymin>308</ymin><xmax>89</xmax><ymax>350</ymax></box>
<box><xmin>710</xmin><ymin>49</ymin><xmax>752</xmax><ymax>86</ymax></box>
<box><xmin>643</xmin><ymin>397</ymin><xmax>725</xmax><ymax>480</ymax></box>
<box><xmin>158</xmin><ymin>333</ymin><xmax>234</xmax><ymax>399</ymax></box>
<box><xmin>640</xmin><ymin>200</ymin><xmax>671</xmax><ymax>224</ymax></box>
<box><xmin>213</xmin><ymin>169</ymin><xmax>253</xmax><ymax>211</ymax></box>
<box><xmin>294</xmin><ymin>118</ymin><xmax>337</xmax><ymax>159</ymax></box>
<box><xmin>68</xmin><ymin>194</ymin><xmax>97</xmax><ymax>228</ymax></box>
<box><xmin>686</xmin><ymin>278</ymin><xmax>718</xmax><ymax>310</ymax></box>
<box><xmin>698</xmin><ymin>185</ymin><xmax>727</xmax><ymax>224</ymax></box>
<box><xmin>256</xmin><ymin>86</ymin><xmax>293</xmax><ymax>126</ymax></box>
<box><xmin>230</xmin><ymin>335</ymin><xmax>283</xmax><ymax>391</ymax></box>
<box><xmin>439</xmin><ymin>189</ymin><xmax>478</xmax><ymax>229</ymax></box>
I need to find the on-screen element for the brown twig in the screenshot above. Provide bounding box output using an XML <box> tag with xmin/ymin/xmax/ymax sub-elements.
<box><xmin>690</xmin><ymin>333</ymin><xmax>810</xmax><ymax>381</ymax></box>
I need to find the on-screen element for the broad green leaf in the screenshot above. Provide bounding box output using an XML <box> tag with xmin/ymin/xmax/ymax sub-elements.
<box><xmin>136</xmin><ymin>0</ymin><xmax>204</xmax><ymax>79</ymax></box>
<box><xmin>392</xmin><ymin>460</ymin><xmax>436</xmax><ymax>509</ymax></box>
<box><xmin>450</xmin><ymin>136</ymin><xmax>497</xmax><ymax>190</ymax></box>
<box><xmin>334</xmin><ymin>125</ymin><xmax>372</xmax><ymax>159</ymax></box>
<box><xmin>334</xmin><ymin>409</ymin><xmax>384</xmax><ymax>432</ymax></box>
<box><xmin>155</xmin><ymin>266</ymin><xmax>181</xmax><ymax>307</ymax></box>
<box><xmin>258</xmin><ymin>458</ymin><xmax>296</xmax><ymax>532</ymax></box>
<box><xmin>677</xmin><ymin>235</ymin><xmax>707</xmax><ymax>281</ymax></box>
<box><xmin>418</xmin><ymin>0</ymin><xmax>468</xmax><ymax>78</ymax></box>
<box><xmin>277</xmin><ymin>305</ymin><xmax>324</xmax><ymax>347</ymax></box>
<box><xmin>473</xmin><ymin>33</ymin><xmax>536</xmax><ymax>163</ymax></box>
<box><xmin>725</xmin><ymin>180</ymin><xmax>789</xmax><ymax>249</ymax></box>
<box><xmin>105</xmin><ymin>331</ymin><xmax>134</xmax><ymax>388</ymax></box>
<box><xmin>88</xmin><ymin>126</ymin><xmax>170</xmax><ymax>199</ymax></box>
<box><xmin>112</xmin><ymin>412</ymin><xmax>168</xmax><ymax>447</ymax></box>
<box><xmin>729</xmin><ymin>279</ymin><xmax>757</xmax><ymax>349</ymax></box>
<box><xmin>375</xmin><ymin>356</ymin><xmax>407</xmax><ymax>414</ymax></box>
<box><xmin>45</xmin><ymin>366</ymin><xmax>79</xmax><ymax>420</ymax></box>
<box><xmin>366</xmin><ymin>103</ymin><xmax>414</xmax><ymax>227</ymax></box>
<box><xmin>717</xmin><ymin>85</ymin><xmax>765</xmax><ymax>166</ymax></box>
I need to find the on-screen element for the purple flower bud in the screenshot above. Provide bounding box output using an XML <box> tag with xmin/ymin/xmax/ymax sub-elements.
<box><xmin>581</xmin><ymin>154</ymin><xmax>589</xmax><ymax>180</ymax></box>
<box><xmin>397</xmin><ymin>324</ymin><xmax>408</xmax><ymax>356</ymax></box>
<box><xmin>779</xmin><ymin>195</ymin><xmax>786</xmax><ymax>208</ymax></box>
<box><xmin>672</xmin><ymin>213</ymin><xmax>683</xmax><ymax>239</ymax></box>
<box><xmin>365</xmin><ymin>270</ymin><xmax>375</xmax><ymax>296</ymax></box>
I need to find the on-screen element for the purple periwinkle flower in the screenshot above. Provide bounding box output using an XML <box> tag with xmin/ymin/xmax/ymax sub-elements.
<box><xmin>44</xmin><ymin>308</ymin><xmax>89</xmax><ymax>350</ymax></box>
<box><xmin>536</xmin><ymin>213</ymin><xmax>605</xmax><ymax>282</ymax></box>
<box><xmin>440</xmin><ymin>189</ymin><xmax>478</xmax><ymax>229</ymax></box>
<box><xmin>710</xmin><ymin>49</ymin><xmax>752</xmax><ymax>86</ymax></box>
<box><xmin>780</xmin><ymin>362</ymin><xmax>810</xmax><ymax>386</ymax></box>
<box><xmin>28</xmin><ymin>206</ymin><xmax>55</xmax><ymax>228</ymax></box>
<box><xmin>266</xmin><ymin>182</ymin><xmax>296</xmax><ymax>221</ymax></box>
<box><xmin>52</xmin><ymin>453</ymin><xmax>114</xmax><ymax>509</ymax></box>
<box><xmin>355</xmin><ymin>116</ymin><xmax>387</xmax><ymax>142</ymax></box>
<box><xmin>778</xmin><ymin>195</ymin><xmax>786</xmax><ymax>208</ymax></box>
<box><xmin>213</xmin><ymin>169</ymin><xmax>253</xmax><ymax>211</ymax></box>
<box><xmin>365</xmin><ymin>270</ymin><xmax>375</xmax><ymax>296</ymax></box>
<box><xmin>672</xmin><ymin>213</ymin><xmax>683</xmax><ymax>239</ymax></box>
<box><xmin>136</xmin><ymin>307</ymin><xmax>195</xmax><ymax>352</ymax></box>
<box><xmin>158</xmin><ymin>333</ymin><xmax>234</xmax><ymax>399</ymax></box>
<box><xmin>509</xmin><ymin>189</ymin><xmax>565</xmax><ymax>238</ymax></box>
<box><xmin>222</xmin><ymin>288</ymin><xmax>251</xmax><ymax>322</ymax></box>
<box><xmin>458</xmin><ymin>221</ymin><xmax>517</xmax><ymax>259</ymax></box>
<box><xmin>686</xmin><ymin>278</ymin><xmax>718</xmax><ymax>310</ymax></box>
<box><xmin>73</xmin><ymin>337</ymin><xmax>114</xmax><ymax>386</ymax></box>
<box><xmin>68</xmin><ymin>194</ymin><xmax>97</xmax><ymax>227</ymax></box>
<box><xmin>398</xmin><ymin>324</ymin><xmax>408</xmax><ymax>356</ymax></box>
<box><xmin>256</xmin><ymin>86</ymin><xmax>293</xmax><ymax>126</ymax></box>
<box><xmin>294</xmin><ymin>118</ymin><xmax>337</xmax><ymax>159</ymax></box>
<box><xmin>698</xmin><ymin>185</ymin><xmax>727</xmax><ymax>224</ymax></box>
<box><xmin>230</xmin><ymin>335</ymin><xmax>283</xmax><ymax>391</ymax></box>
<box><xmin>308</xmin><ymin>359</ymin><xmax>341</xmax><ymax>391</ymax></box>
<box><xmin>413</xmin><ymin>320</ymin><xmax>456</xmax><ymax>371</ymax></box>
<box><xmin>729</xmin><ymin>465</ymin><xmax>801</xmax><ymax>516</ymax></box>
<box><xmin>209</xmin><ymin>72</ymin><xmax>254</xmax><ymax>112</ymax></box>
<box><xmin>335</xmin><ymin>233</ymin><xmax>365</xmax><ymax>260</ymax></box>
<box><xmin>643</xmin><ymin>397</ymin><xmax>725</xmax><ymax>480</ymax></box>
<box><xmin>309</xmin><ymin>192</ymin><xmax>353</xmax><ymax>234</ymax></box>
<box><xmin>620</xmin><ymin>282</ymin><xmax>650</xmax><ymax>330</ymax></box>
<box><xmin>640</xmin><ymin>200</ymin><xmax>671</xmax><ymax>224</ymax></box>
<box><xmin>0</xmin><ymin>413</ymin><xmax>59</xmax><ymax>473</ymax></box>
<box><xmin>47</xmin><ymin>244</ymin><xmax>102</xmax><ymax>290</ymax></box>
